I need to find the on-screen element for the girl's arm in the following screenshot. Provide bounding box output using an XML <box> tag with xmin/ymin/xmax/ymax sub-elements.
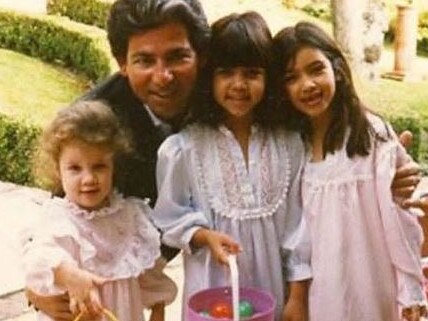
<box><xmin>374</xmin><ymin>124</ymin><xmax>427</xmax><ymax>315</ymax></box>
<box><xmin>282</xmin><ymin>280</ymin><xmax>309</xmax><ymax>321</ymax></box>
<box><xmin>152</xmin><ymin>135</ymin><xmax>212</xmax><ymax>253</ymax></box>
<box><xmin>20</xmin><ymin>209</ymin><xmax>103</xmax><ymax>320</ymax></box>
<box><xmin>281</xmin><ymin>134</ymin><xmax>311</xmax><ymax>282</ymax></box>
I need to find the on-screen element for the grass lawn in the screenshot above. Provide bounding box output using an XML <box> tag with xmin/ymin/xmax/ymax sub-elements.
<box><xmin>0</xmin><ymin>48</ymin><xmax>89</xmax><ymax>127</ymax></box>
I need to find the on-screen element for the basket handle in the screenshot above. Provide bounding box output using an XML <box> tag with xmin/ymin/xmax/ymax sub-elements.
<box><xmin>73</xmin><ymin>308</ymin><xmax>120</xmax><ymax>321</ymax></box>
<box><xmin>228</xmin><ymin>254</ymin><xmax>239</xmax><ymax>321</ymax></box>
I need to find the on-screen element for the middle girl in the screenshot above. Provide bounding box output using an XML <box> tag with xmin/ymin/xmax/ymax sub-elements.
<box><xmin>152</xmin><ymin>12</ymin><xmax>311</xmax><ymax>321</ymax></box>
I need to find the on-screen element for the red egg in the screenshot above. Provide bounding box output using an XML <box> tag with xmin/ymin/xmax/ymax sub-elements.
<box><xmin>210</xmin><ymin>301</ymin><xmax>233</xmax><ymax>319</ymax></box>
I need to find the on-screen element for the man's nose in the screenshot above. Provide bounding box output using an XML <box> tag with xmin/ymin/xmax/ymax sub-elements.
<box><xmin>153</xmin><ymin>61</ymin><xmax>174</xmax><ymax>85</ymax></box>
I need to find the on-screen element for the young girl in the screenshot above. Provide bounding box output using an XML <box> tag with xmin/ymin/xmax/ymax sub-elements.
<box><xmin>273</xmin><ymin>21</ymin><xmax>426</xmax><ymax>321</ymax></box>
<box><xmin>21</xmin><ymin>101</ymin><xmax>177</xmax><ymax>321</ymax></box>
<box><xmin>152</xmin><ymin>12</ymin><xmax>311</xmax><ymax>321</ymax></box>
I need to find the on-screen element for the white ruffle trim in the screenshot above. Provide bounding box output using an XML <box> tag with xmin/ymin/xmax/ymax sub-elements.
<box><xmin>38</xmin><ymin>192</ymin><xmax>161</xmax><ymax>281</ymax></box>
<box><xmin>186</xmin><ymin>125</ymin><xmax>291</xmax><ymax>220</ymax></box>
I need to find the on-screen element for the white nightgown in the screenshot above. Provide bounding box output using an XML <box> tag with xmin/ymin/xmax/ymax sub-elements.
<box><xmin>20</xmin><ymin>192</ymin><xmax>177</xmax><ymax>321</ymax></box>
<box><xmin>153</xmin><ymin>124</ymin><xmax>311</xmax><ymax>321</ymax></box>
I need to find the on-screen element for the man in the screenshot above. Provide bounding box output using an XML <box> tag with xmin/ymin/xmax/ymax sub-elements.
<box><xmin>82</xmin><ymin>0</ymin><xmax>209</xmax><ymax>206</ymax></box>
<box><xmin>27</xmin><ymin>0</ymin><xmax>420</xmax><ymax>319</ymax></box>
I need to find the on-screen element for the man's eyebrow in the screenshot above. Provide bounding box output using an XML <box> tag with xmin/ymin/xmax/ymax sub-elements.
<box><xmin>130</xmin><ymin>51</ymin><xmax>152</xmax><ymax>58</ymax></box>
<box><xmin>307</xmin><ymin>60</ymin><xmax>325</xmax><ymax>68</ymax></box>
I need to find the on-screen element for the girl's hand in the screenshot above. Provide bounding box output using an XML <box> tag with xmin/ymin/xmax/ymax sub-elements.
<box><xmin>402</xmin><ymin>304</ymin><xmax>427</xmax><ymax>321</ymax></box>
<box><xmin>282</xmin><ymin>280</ymin><xmax>309</xmax><ymax>321</ymax></box>
<box><xmin>54</xmin><ymin>263</ymin><xmax>106</xmax><ymax>319</ymax></box>
<box><xmin>282</xmin><ymin>298</ymin><xmax>307</xmax><ymax>321</ymax></box>
<box><xmin>191</xmin><ymin>228</ymin><xmax>241</xmax><ymax>265</ymax></box>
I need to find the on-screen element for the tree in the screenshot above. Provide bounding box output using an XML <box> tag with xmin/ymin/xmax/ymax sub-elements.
<box><xmin>331</xmin><ymin>0</ymin><xmax>387</xmax><ymax>79</ymax></box>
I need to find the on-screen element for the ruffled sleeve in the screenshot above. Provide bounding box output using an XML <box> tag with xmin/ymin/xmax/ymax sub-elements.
<box><xmin>139</xmin><ymin>258</ymin><xmax>178</xmax><ymax>308</ymax></box>
<box><xmin>373</xmin><ymin>118</ymin><xmax>426</xmax><ymax>307</ymax></box>
<box><xmin>279</xmin><ymin>132</ymin><xmax>312</xmax><ymax>282</ymax></box>
<box><xmin>152</xmin><ymin>133</ymin><xmax>211</xmax><ymax>253</ymax></box>
<box><xmin>20</xmin><ymin>200</ymin><xmax>80</xmax><ymax>295</ymax></box>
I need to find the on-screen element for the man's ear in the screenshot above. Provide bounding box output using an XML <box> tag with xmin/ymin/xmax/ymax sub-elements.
<box><xmin>117</xmin><ymin>57</ymin><xmax>128</xmax><ymax>76</ymax></box>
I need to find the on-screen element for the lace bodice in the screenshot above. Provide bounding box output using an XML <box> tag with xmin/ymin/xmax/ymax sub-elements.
<box><xmin>186</xmin><ymin>124</ymin><xmax>291</xmax><ymax>220</ymax></box>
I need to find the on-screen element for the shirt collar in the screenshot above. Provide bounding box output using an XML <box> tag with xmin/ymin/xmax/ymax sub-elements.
<box><xmin>143</xmin><ymin>104</ymin><xmax>173</xmax><ymax>136</ymax></box>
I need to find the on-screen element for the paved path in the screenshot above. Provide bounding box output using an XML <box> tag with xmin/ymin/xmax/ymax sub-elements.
<box><xmin>0</xmin><ymin>182</ymin><xmax>184</xmax><ymax>321</ymax></box>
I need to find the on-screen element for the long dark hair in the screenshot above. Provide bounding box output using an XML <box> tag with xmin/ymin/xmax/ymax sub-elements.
<box><xmin>273</xmin><ymin>21</ymin><xmax>382</xmax><ymax>158</ymax></box>
<box><xmin>188</xmin><ymin>11</ymin><xmax>277</xmax><ymax>127</ymax></box>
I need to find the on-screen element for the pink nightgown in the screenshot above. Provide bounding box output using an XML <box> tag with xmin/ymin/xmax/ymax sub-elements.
<box><xmin>303</xmin><ymin>115</ymin><xmax>425</xmax><ymax>321</ymax></box>
<box><xmin>20</xmin><ymin>192</ymin><xmax>177</xmax><ymax>321</ymax></box>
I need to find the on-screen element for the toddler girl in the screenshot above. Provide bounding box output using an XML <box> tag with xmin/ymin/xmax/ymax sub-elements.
<box><xmin>21</xmin><ymin>100</ymin><xmax>177</xmax><ymax>321</ymax></box>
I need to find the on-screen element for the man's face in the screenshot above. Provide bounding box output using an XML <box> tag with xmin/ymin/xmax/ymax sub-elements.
<box><xmin>119</xmin><ymin>22</ymin><xmax>199</xmax><ymax>122</ymax></box>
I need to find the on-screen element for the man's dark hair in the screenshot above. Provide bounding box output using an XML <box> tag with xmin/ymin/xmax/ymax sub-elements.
<box><xmin>107</xmin><ymin>0</ymin><xmax>210</xmax><ymax>60</ymax></box>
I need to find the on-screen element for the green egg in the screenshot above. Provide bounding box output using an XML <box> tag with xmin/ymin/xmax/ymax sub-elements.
<box><xmin>239</xmin><ymin>300</ymin><xmax>254</xmax><ymax>317</ymax></box>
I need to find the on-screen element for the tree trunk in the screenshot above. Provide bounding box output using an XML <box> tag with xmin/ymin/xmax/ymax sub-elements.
<box><xmin>332</xmin><ymin>0</ymin><xmax>388</xmax><ymax>80</ymax></box>
<box><xmin>331</xmin><ymin>0</ymin><xmax>367</xmax><ymax>75</ymax></box>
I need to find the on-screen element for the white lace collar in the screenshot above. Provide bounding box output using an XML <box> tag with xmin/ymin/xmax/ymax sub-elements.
<box><xmin>186</xmin><ymin>124</ymin><xmax>291</xmax><ymax>220</ymax></box>
<box><xmin>55</xmin><ymin>191</ymin><xmax>126</xmax><ymax>220</ymax></box>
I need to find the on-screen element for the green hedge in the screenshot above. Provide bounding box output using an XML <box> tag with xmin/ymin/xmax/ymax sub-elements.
<box><xmin>0</xmin><ymin>9</ymin><xmax>114</xmax><ymax>82</ymax></box>
<box><xmin>0</xmin><ymin>114</ymin><xmax>40</xmax><ymax>186</ymax></box>
<box><xmin>0</xmin><ymin>112</ymin><xmax>423</xmax><ymax>186</ymax></box>
<box><xmin>47</xmin><ymin>0</ymin><xmax>111</xmax><ymax>29</ymax></box>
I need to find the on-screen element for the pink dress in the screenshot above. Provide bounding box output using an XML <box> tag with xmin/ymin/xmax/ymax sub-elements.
<box><xmin>21</xmin><ymin>192</ymin><xmax>177</xmax><ymax>321</ymax></box>
<box><xmin>302</xmin><ymin>116</ymin><xmax>426</xmax><ymax>321</ymax></box>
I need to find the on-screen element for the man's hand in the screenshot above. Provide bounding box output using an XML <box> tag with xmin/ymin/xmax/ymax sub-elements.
<box><xmin>399</xmin><ymin>130</ymin><xmax>413</xmax><ymax>148</ymax></box>
<box><xmin>403</xmin><ymin>194</ymin><xmax>428</xmax><ymax>213</ymax></box>
<box><xmin>402</xmin><ymin>304</ymin><xmax>427</xmax><ymax>321</ymax></box>
<box><xmin>392</xmin><ymin>131</ymin><xmax>422</xmax><ymax>199</ymax></box>
<box><xmin>26</xmin><ymin>288</ymin><xmax>73</xmax><ymax>321</ymax></box>
<box><xmin>149</xmin><ymin>303</ymin><xmax>165</xmax><ymax>321</ymax></box>
<box><xmin>54</xmin><ymin>263</ymin><xmax>106</xmax><ymax>319</ymax></box>
<box><xmin>392</xmin><ymin>161</ymin><xmax>421</xmax><ymax>198</ymax></box>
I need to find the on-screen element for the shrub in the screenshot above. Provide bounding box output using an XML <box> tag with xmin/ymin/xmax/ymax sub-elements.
<box><xmin>47</xmin><ymin>0</ymin><xmax>111</xmax><ymax>29</ymax></box>
<box><xmin>0</xmin><ymin>114</ymin><xmax>41</xmax><ymax>186</ymax></box>
<box><xmin>0</xmin><ymin>9</ymin><xmax>114</xmax><ymax>82</ymax></box>
<box><xmin>301</xmin><ymin>3</ymin><xmax>332</xmax><ymax>21</ymax></box>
